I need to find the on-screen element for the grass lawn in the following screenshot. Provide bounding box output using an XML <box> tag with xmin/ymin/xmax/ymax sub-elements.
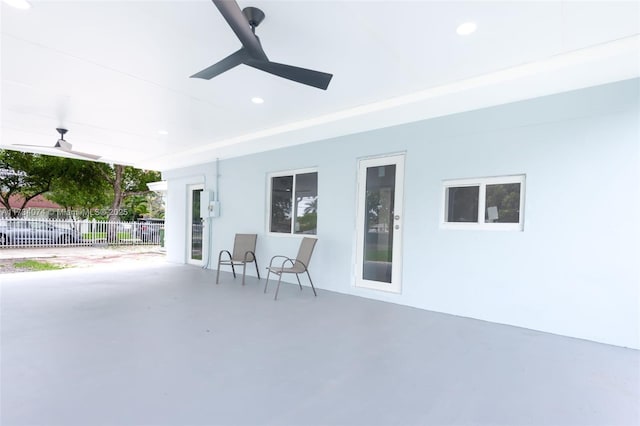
<box><xmin>12</xmin><ymin>260</ymin><xmax>66</xmax><ymax>271</ymax></box>
<box><xmin>365</xmin><ymin>249</ymin><xmax>393</xmax><ymax>262</ymax></box>
<box><xmin>82</xmin><ymin>232</ymin><xmax>133</xmax><ymax>240</ymax></box>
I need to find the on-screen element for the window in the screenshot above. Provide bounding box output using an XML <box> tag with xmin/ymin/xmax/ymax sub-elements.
<box><xmin>442</xmin><ymin>175</ymin><xmax>525</xmax><ymax>230</ymax></box>
<box><xmin>268</xmin><ymin>169</ymin><xmax>318</xmax><ymax>235</ymax></box>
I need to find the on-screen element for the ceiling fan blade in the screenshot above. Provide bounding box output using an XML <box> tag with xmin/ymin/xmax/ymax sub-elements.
<box><xmin>13</xmin><ymin>128</ymin><xmax>99</xmax><ymax>160</ymax></box>
<box><xmin>12</xmin><ymin>143</ymin><xmax>50</xmax><ymax>148</ymax></box>
<box><xmin>245</xmin><ymin>59</ymin><xmax>333</xmax><ymax>90</ymax></box>
<box><xmin>212</xmin><ymin>0</ymin><xmax>267</xmax><ymax>60</ymax></box>
<box><xmin>56</xmin><ymin>140</ymin><xmax>100</xmax><ymax>159</ymax></box>
<box><xmin>58</xmin><ymin>148</ymin><xmax>101</xmax><ymax>160</ymax></box>
<box><xmin>13</xmin><ymin>144</ymin><xmax>100</xmax><ymax>160</ymax></box>
<box><xmin>190</xmin><ymin>48</ymin><xmax>248</xmax><ymax>80</ymax></box>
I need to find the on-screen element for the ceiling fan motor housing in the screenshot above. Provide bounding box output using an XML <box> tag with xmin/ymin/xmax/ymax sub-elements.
<box><xmin>242</xmin><ymin>7</ymin><xmax>265</xmax><ymax>29</ymax></box>
<box><xmin>54</xmin><ymin>139</ymin><xmax>72</xmax><ymax>150</ymax></box>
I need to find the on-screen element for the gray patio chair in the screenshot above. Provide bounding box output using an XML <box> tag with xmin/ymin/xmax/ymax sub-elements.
<box><xmin>216</xmin><ymin>234</ymin><xmax>260</xmax><ymax>285</ymax></box>
<box><xmin>264</xmin><ymin>237</ymin><xmax>317</xmax><ymax>300</ymax></box>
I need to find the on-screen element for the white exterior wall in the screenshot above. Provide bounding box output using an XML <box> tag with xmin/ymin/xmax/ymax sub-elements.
<box><xmin>164</xmin><ymin>169</ymin><xmax>209</xmax><ymax>264</ymax></box>
<box><xmin>163</xmin><ymin>79</ymin><xmax>640</xmax><ymax>349</ymax></box>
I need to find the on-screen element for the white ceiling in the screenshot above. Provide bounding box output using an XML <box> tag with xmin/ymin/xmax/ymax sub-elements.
<box><xmin>1</xmin><ymin>1</ymin><xmax>639</xmax><ymax>171</ymax></box>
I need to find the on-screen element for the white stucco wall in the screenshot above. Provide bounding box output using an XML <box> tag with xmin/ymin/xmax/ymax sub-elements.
<box><xmin>164</xmin><ymin>171</ymin><xmax>208</xmax><ymax>264</ymax></box>
<box><xmin>163</xmin><ymin>79</ymin><xmax>640</xmax><ymax>349</ymax></box>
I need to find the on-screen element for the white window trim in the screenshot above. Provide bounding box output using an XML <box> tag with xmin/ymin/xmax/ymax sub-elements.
<box><xmin>441</xmin><ymin>174</ymin><xmax>526</xmax><ymax>231</ymax></box>
<box><xmin>266</xmin><ymin>167</ymin><xmax>318</xmax><ymax>237</ymax></box>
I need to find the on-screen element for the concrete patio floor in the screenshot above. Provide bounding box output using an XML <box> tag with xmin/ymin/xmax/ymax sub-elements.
<box><xmin>1</xmin><ymin>263</ymin><xmax>638</xmax><ymax>426</ymax></box>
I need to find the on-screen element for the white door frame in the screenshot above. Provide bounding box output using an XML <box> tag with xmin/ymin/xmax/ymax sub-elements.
<box><xmin>354</xmin><ymin>153</ymin><xmax>405</xmax><ymax>293</ymax></box>
<box><xmin>187</xmin><ymin>184</ymin><xmax>205</xmax><ymax>266</ymax></box>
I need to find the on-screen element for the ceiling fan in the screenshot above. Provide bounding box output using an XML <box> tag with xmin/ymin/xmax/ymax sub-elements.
<box><xmin>14</xmin><ymin>128</ymin><xmax>101</xmax><ymax>160</ymax></box>
<box><xmin>191</xmin><ymin>0</ymin><xmax>333</xmax><ymax>90</ymax></box>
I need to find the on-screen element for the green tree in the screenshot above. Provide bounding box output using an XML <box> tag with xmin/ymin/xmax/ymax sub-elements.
<box><xmin>0</xmin><ymin>150</ymin><xmax>89</xmax><ymax>218</ymax></box>
<box><xmin>46</xmin><ymin>161</ymin><xmax>112</xmax><ymax>218</ymax></box>
<box><xmin>121</xmin><ymin>194</ymin><xmax>149</xmax><ymax>221</ymax></box>
<box><xmin>102</xmin><ymin>165</ymin><xmax>160</xmax><ymax>222</ymax></box>
<box><xmin>1</xmin><ymin>150</ymin><xmax>161</xmax><ymax>226</ymax></box>
<box><xmin>49</xmin><ymin>162</ymin><xmax>160</xmax><ymax>222</ymax></box>
<box><xmin>93</xmin><ymin>164</ymin><xmax>160</xmax><ymax>242</ymax></box>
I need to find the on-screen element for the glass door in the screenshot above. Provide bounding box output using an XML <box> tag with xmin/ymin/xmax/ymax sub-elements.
<box><xmin>187</xmin><ymin>184</ymin><xmax>204</xmax><ymax>265</ymax></box>
<box><xmin>355</xmin><ymin>154</ymin><xmax>405</xmax><ymax>293</ymax></box>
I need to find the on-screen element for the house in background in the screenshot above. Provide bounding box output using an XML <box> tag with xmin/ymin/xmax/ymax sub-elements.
<box><xmin>1</xmin><ymin>194</ymin><xmax>62</xmax><ymax>219</ymax></box>
<box><xmin>1</xmin><ymin>1</ymin><xmax>638</xmax><ymax>351</ymax></box>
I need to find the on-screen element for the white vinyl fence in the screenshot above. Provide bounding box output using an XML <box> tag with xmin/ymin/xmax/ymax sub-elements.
<box><xmin>0</xmin><ymin>218</ymin><xmax>163</xmax><ymax>248</ymax></box>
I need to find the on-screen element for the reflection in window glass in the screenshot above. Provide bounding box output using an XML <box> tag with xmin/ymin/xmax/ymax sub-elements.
<box><xmin>191</xmin><ymin>189</ymin><xmax>203</xmax><ymax>260</ymax></box>
<box><xmin>363</xmin><ymin>165</ymin><xmax>396</xmax><ymax>283</ymax></box>
<box><xmin>446</xmin><ymin>186</ymin><xmax>479</xmax><ymax>222</ymax></box>
<box><xmin>485</xmin><ymin>183</ymin><xmax>521</xmax><ymax>223</ymax></box>
<box><xmin>294</xmin><ymin>172</ymin><xmax>318</xmax><ymax>235</ymax></box>
<box><xmin>442</xmin><ymin>175</ymin><xmax>525</xmax><ymax>230</ymax></box>
<box><xmin>270</xmin><ymin>176</ymin><xmax>293</xmax><ymax>233</ymax></box>
<box><xmin>269</xmin><ymin>171</ymin><xmax>318</xmax><ymax>235</ymax></box>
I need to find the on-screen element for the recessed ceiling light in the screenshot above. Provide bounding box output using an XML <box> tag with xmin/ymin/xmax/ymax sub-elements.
<box><xmin>456</xmin><ymin>22</ymin><xmax>477</xmax><ymax>36</ymax></box>
<box><xmin>251</xmin><ymin>97</ymin><xmax>264</xmax><ymax>104</ymax></box>
<box><xmin>3</xmin><ymin>0</ymin><xmax>31</xmax><ymax>9</ymax></box>
<box><xmin>158</xmin><ymin>130</ymin><xmax>169</xmax><ymax>135</ymax></box>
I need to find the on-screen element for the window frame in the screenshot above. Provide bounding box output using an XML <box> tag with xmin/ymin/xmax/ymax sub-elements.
<box><xmin>266</xmin><ymin>167</ymin><xmax>318</xmax><ymax>237</ymax></box>
<box><xmin>441</xmin><ymin>174</ymin><xmax>526</xmax><ymax>231</ymax></box>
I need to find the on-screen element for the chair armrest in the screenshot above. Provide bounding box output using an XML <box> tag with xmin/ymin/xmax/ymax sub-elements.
<box><xmin>279</xmin><ymin>257</ymin><xmax>296</xmax><ymax>269</ymax></box>
<box><xmin>218</xmin><ymin>250</ymin><xmax>232</xmax><ymax>262</ymax></box>
<box><xmin>244</xmin><ymin>250</ymin><xmax>256</xmax><ymax>262</ymax></box>
<box><xmin>268</xmin><ymin>255</ymin><xmax>291</xmax><ymax>268</ymax></box>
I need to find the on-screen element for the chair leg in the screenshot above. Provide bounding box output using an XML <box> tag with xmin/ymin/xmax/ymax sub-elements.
<box><xmin>254</xmin><ymin>258</ymin><xmax>261</xmax><ymax>280</ymax></box>
<box><xmin>216</xmin><ymin>253</ymin><xmax>222</xmax><ymax>284</ymax></box>
<box><xmin>242</xmin><ymin>262</ymin><xmax>247</xmax><ymax>286</ymax></box>
<box><xmin>230</xmin><ymin>262</ymin><xmax>236</xmax><ymax>278</ymax></box>
<box><xmin>306</xmin><ymin>270</ymin><xmax>317</xmax><ymax>297</ymax></box>
<box><xmin>264</xmin><ymin>268</ymin><xmax>271</xmax><ymax>293</ymax></box>
<box><xmin>295</xmin><ymin>273</ymin><xmax>302</xmax><ymax>290</ymax></box>
<box><xmin>274</xmin><ymin>274</ymin><xmax>284</xmax><ymax>300</ymax></box>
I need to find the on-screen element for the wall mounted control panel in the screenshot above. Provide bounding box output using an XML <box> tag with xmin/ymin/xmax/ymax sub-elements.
<box><xmin>200</xmin><ymin>191</ymin><xmax>220</xmax><ymax>218</ymax></box>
